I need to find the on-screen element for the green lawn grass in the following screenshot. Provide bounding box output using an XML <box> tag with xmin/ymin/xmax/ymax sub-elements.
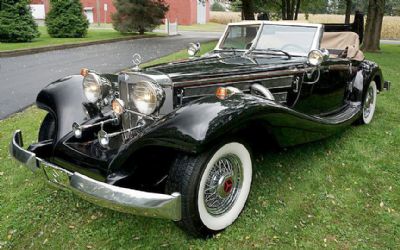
<box><xmin>0</xmin><ymin>44</ymin><xmax>399</xmax><ymax>249</ymax></box>
<box><xmin>0</xmin><ymin>27</ymin><xmax>157</xmax><ymax>52</ymax></box>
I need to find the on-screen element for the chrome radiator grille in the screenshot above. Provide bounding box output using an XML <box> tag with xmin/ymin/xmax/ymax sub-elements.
<box><xmin>118</xmin><ymin>79</ymin><xmax>138</xmax><ymax>133</ymax></box>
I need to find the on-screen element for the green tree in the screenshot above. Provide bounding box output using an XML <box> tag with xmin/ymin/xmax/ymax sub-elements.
<box><xmin>212</xmin><ymin>2</ymin><xmax>226</xmax><ymax>11</ymax></box>
<box><xmin>112</xmin><ymin>0</ymin><xmax>169</xmax><ymax>35</ymax></box>
<box><xmin>45</xmin><ymin>0</ymin><xmax>89</xmax><ymax>38</ymax></box>
<box><xmin>0</xmin><ymin>0</ymin><xmax>39</xmax><ymax>42</ymax></box>
<box><xmin>249</xmin><ymin>0</ymin><xmax>327</xmax><ymax>20</ymax></box>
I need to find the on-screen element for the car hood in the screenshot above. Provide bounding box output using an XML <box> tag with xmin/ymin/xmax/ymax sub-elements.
<box><xmin>146</xmin><ymin>53</ymin><xmax>308</xmax><ymax>83</ymax></box>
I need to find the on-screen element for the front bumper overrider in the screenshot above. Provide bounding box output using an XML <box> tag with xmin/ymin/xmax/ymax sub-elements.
<box><xmin>9</xmin><ymin>130</ymin><xmax>181</xmax><ymax>221</ymax></box>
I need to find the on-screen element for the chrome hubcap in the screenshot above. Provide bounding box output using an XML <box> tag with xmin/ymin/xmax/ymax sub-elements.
<box><xmin>363</xmin><ymin>85</ymin><xmax>375</xmax><ymax>118</ymax></box>
<box><xmin>203</xmin><ymin>154</ymin><xmax>243</xmax><ymax>216</ymax></box>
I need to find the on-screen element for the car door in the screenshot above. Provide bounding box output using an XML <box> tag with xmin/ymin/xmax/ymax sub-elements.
<box><xmin>293</xmin><ymin>58</ymin><xmax>351</xmax><ymax>116</ymax></box>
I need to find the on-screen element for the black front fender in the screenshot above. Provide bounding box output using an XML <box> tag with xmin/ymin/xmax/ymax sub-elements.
<box><xmin>36</xmin><ymin>75</ymin><xmax>87</xmax><ymax>141</ymax></box>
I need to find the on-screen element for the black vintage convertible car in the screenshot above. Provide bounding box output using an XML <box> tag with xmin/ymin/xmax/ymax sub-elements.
<box><xmin>11</xmin><ymin>16</ymin><xmax>390</xmax><ymax>237</ymax></box>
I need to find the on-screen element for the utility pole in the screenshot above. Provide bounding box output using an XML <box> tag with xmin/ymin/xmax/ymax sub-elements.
<box><xmin>96</xmin><ymin>0</ymin><xmax>100</xmax><ymax>26</ymax></box>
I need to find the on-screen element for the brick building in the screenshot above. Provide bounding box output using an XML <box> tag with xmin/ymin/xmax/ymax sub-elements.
<box><xmin>30</xmin><ymin>0</ymin><xmax>210</xmax><ymax>25</ymax></box>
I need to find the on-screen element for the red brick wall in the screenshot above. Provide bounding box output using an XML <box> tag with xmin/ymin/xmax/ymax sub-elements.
<box><xmin>165</xmin><ymin>0</ymin><xmax>195</xmax><ymax>25</ymax></box>
<box><xmin>165</xmin><ymin>0</ymin><xmax>210</xmax><ymax>25</ymax></box>
<box><xmin>80</xmin><ymin>0</ymin><xmax>116</xmax><ymax>24</ymax></box>
<box><xmin>31</xmin><ymin>0</ymin><xmax>209</xmax><ymax>25</ymax></box>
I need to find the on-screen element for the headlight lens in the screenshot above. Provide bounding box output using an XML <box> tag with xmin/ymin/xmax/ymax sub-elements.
<box><xmin>83</xmin><ymin>73</ymin><xmax>102</xmax><ymax>103</ymax></box>
<box><xmin>131</xmin><ymin>81</ymin><xmax>164</xmax><ymax>115</ymax></box>
<box><xmin>308</xmin><ymin>50</ymin><xmax>324</xmax><ymax>66</ymax></box>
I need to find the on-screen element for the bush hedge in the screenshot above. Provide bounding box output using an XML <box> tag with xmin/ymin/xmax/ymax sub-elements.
<box><xmin>112</xmin><ymin>0</ymin><xmax>169</xmax><ymax>35</ymax></box>
<box><xmin>45</xmin><ymin>0</ymin><xmax>89</xmax><ymax>38</ymax></box>
<box><xmin>0</xmin><ymin>0</ymin><xmax>40</xmax><ymax>42</ymax></box>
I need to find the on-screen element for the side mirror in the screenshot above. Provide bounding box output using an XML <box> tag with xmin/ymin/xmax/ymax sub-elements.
<box><xmin>188</xmin><ymin>42</ymin><xmax>201</xmax><ymax>57</ymax></box>
<box><xmin>307</xmin><ymin>49</ymin><xmax>329</xmax><ymax>66</ymax></box>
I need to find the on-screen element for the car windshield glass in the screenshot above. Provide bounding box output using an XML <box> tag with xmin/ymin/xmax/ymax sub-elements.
<box><xmin>255</xmin><ymin>24</ymin><xmax>318</xmax><ymax>56</ymax></box>
<box><xmin>219</xmin><ymin>25</ymin><xmax>260</xmax><ymax>50</ymax></box>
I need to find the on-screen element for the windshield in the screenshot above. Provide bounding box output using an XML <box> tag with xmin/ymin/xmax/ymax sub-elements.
<box><xmin>255</xmin><ymin>24</ymin><xmax>318</xmax><ymax>55</ymax></box>
<box><xmin>219</xmin><ymin>25</ymin><xmax>260</xmax><ymax>50</ymax></box>
<box><xmin>219</xmin><ymin>24</ymin><xmax>318</xmax><ymax>56</ymax></box>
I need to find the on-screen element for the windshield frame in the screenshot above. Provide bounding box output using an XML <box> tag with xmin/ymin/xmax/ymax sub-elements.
<box><xmin>215</xmin><ymin>21</ymin><xmax>323</xmax><ymax>57</ymax></box>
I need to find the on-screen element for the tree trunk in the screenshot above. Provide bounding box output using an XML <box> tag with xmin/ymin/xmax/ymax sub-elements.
<box><xmin>362</xmin><ymin>0</ymin><xmax>385</xmax><ymax>52</ymax></box>
<box><xmin>241</xmin><ymin>0</ymin><xmax>255</xmax><ymax>20</ymax></box>
<box><xmin>282</xmin><ymin>0</ymin><xmax>301</xmax><ymax>20</ymax></box>
<box><xmin>281</xmin><ymin>0</ymin><xmax>287</xmax><ymax>20</ymax></box>
<box><xmin>294</xmin><ymin>0</ymin><xmax>301</xmax><ymax>20</ymax></box>
<box><xmin>345</xmin><ymin>0</ymin><xmax>352</xmax><ymax>24</ymax></box>
<box><xmin>286</xmin><ymin>0</ymin><xmax>292</xmax><ymax>19</ymax></box>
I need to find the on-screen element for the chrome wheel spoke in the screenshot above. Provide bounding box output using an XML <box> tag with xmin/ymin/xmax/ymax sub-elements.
<box><xmin>203</xmin><ymin>154</ymin><xmax>243</xmax><ymax>216</ymax></box>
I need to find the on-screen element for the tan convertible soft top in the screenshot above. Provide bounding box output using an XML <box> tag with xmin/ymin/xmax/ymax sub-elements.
<box><xmin>320</xmin><ymin>32</ymin><xmax>364</xmax><ymax>61</ymax></box>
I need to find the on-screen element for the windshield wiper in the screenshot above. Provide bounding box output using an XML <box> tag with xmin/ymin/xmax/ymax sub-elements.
<box><xmin>217</xmin><ymin>47</ymin><xmax>240</xmax><ymax>54</ymax></box>
<box><xmin>251</xmin><ymin>48</ymin><xmax>292</xmax><ymax>59</ymax></box>
<box><xmin>220</xmin><ymin>46</ymin><xmax>237</xmax><ymax>50</ymax></box>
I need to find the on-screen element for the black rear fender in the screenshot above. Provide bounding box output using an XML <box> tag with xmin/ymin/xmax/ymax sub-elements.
<box><xmin>349</xmin><ymin>61</ymin><xmax>383</xmax><ymax>103</ymax></box>
<box><xmin>363</xmin><ymin>61</ymin><xmax>383</xmax><ymax>90</ymax></box>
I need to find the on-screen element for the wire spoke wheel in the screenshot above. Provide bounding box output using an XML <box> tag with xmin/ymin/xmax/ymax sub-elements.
<box><xmin>203</xmin><ymin>154</ymin><xmax>243</xmax><ymax>216</ymax></box>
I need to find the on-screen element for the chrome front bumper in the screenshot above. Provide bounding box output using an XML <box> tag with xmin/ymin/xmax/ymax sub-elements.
<box><xmin>10</xmin><ymin>130</ymin><xmax>181</xmax><ymax>221</ymax></box>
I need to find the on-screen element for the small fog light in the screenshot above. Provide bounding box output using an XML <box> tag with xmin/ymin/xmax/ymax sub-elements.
<box><xmin>98</xmin><ymin>129</ymin><xmax>109</xmax><ymax>147</ymax></box>
<box><xmin>72</xmin><ymin>122</ymin><xmax>82</xmax><ymax>138</ymax></box>
<box><xmin>112</xmin><ymin>98</ymin><xmax>125</xmax><ymax>115</ymax></box>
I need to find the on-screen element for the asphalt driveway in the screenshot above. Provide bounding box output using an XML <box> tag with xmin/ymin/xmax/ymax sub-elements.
<box><xmin>0</xmin><ymin>31</ymin><xmax>220</xmax><ymax>120</ymax></box>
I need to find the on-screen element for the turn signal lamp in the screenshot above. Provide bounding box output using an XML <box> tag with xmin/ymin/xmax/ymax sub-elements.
<box><xmin>216</xmin><ymin>87</ymin><xmax>228</xmax><ymax>100</ymax></box>
<box><xmin>216</xmin><ymin>86</ymin><xmax>241</xmax><ymax>100</ymax></box>
<box><xmin>80</xmin><ymin>68</ymin><xmax>89</xmax><ymax>77</ymax></box>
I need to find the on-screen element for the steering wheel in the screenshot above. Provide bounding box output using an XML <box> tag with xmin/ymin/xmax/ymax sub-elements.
<box><xmin>281</xmin><ymin>44</ymin><xmax>307</xmax><ymax>54</ymax></box>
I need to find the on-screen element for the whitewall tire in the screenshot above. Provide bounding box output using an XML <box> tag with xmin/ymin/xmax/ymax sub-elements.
<box><xmin>361</xmin><ymin>81</ymin><xmax>377</xmax><ymax>124</ymax></box>
<box><xmin>166</xmin><ymin>141</ymin><xmax>252</xmax><ymax>237</ymax></box>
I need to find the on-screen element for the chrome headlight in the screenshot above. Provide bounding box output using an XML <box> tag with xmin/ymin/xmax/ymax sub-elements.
<box><xmin>188</xmin><ymin>42</ymin><xmax>201</xmax><ymax>57</ymax></box>
<box><xmin>131</xmin><ymin>81</ymin><xmax>165</xmax><ymax>115</ymax></box>
<box><xmin>307</xmin><ymin>50</ymin><xmax>324</xmax><ymax>66</ymax></box>
<box><xmin>83</xmin><ymin>73</ymin><xmax>102</xmax><ymax>103</ymax></box>
<box><xmin>83</xmin><ymin>72</ymin><xmax>111</xmax><ymax>103</ymax></box>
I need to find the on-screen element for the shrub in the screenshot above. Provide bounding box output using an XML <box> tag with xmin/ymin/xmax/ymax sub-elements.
<box><xmin>112</xmin><ymin>0</ymin><xmax>169</xmax><ymax>35</ymax></box>
<box><xmin>211</xmin><ymin>2</ymin><xmax>225</xmax><ymax>11</ymax></box>
<box><xmin>0</xmin><ymin>0</ymin><xmax>40</xmax><ymax>42</ymax></box>
<box><xmin>45</xmin><ymin>0</ymin><xmax>89</xmax><ymax>38</ymax></box>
